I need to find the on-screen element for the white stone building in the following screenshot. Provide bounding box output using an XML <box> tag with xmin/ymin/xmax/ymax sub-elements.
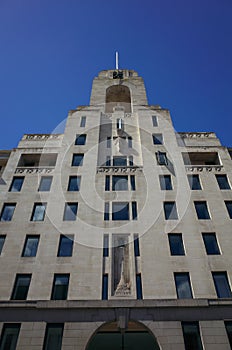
<box><xmin>0</xmin><ymin>68</ymin><xmax>232</xmax><ymax>349</ymax></box>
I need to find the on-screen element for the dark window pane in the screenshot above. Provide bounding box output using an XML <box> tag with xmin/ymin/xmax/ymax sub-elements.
<box><xmin>63</xmin><ymin>203</ymin><xmax>78</xmax><ymax>221</ymax></box>
<box><xmin>174</xmin><ymin>273</ymin><xmax>193</xmax><ymax>298</ymax></box>
<box><xmin>130</xmin><ymin>175</ymin><xmax>136</xmax><ymax>191</ymax></box>
<box><xmin>216</xmin><ymin>175</ymin><xmax>230</xmax><ymax>190</ymax></box>
<box><xmin>72</xmin><ymin>154</ymin><xmax>84</xmax><ymax>166</ymax></box>
<box><xmin>225</xmin><ymin>321</ymin><xmax>232</xmax><ymax>348</ymax></box>
<box><xmin>164</xmin><ymin>202</ymin><xmax>178</xmax><ymax>220</ymax></box>
<box><xmin>156</xmin><ymin>152</ymin><xmax>168</xmax><ymax>165</ymax></box>
<box><xmin>212</xmin><ymin>272</ymin><xmax>232</xmax><ymax>298</ymax></box>
<box><xmin>152</xmin><ymin>115</ymin><xmax>158</xmax><ymax>126</ymax></box>
<box><xmin>129</xmin><ymin>156</ymin><xmax>133</xmax><ymax>166</ymax></box>
<box><xmin>194</xmin><ymin>201</ymin><xmax>210</xmax><ymax>219</ymax></box>
<box><xmin>0</xmin><ymin>235</ymin><xmax>6</xmax><ymax>255</ymax></box>
<box><xmin>0</xmin><ymin>204</ymin><xmax>16</xmax><ymax>222</ymax></box>
<box><xmin>107</xmin><ymin>137</ymin><xmax>111</xmax><ymax>148</ymax></box>
<box><xmin>104</xmin><ymin>202</ymin><xmax>109</xmax><ymax>221</ymax></box>
<box><xmin>75</xmin><ymin>134</ymin><xmax>86</xmax><ymax>145</ymax></box>
<box><xmin>43</xmin><ymin>324</ymin><xmax>63</xmax><ymax>350</ymax></box>
<box><xmin>202</xmin><ymin>233</ymin><xmax>220</xmax><ymax>255</ymax></box>
<box><xmin>80</xmin><ymin>116</ymin><xmax>86</xmax><ymax>127</ymax></box>
<box><xmin>31</xmin><ymin>203</ymin><xmax>46</xmax><ymax>221</ymax></box>
<box><xmin>182</xmin><ymin>322</ymin><xmax>203</xmax><ymax>350</ymax></box>
<box><xmin>168</xmin><ymin>234</ymin><xmax>185</xmax><ymax>255</ymax></box>
<box><xmin>225</xmin><ymin>201</ymin><xmax>232</xmax><ymax>219</ymax></box>
<box><xmin>136</xmin><ymin>274</ymin><xmax>143</xmax><ymax>299</ymax></box>
<box><xmin>105</xmin><ymin>156</ymin><xmax>111</xmax><ymax>166</ymax></box>
<box><xmin>58</xmin><ymin>235</ymin><xmax>73</xmax><ymax>257</ymax></box>
<box><xmin>9</xmin><ymin>177</ymin><xmax>24</xmax><ymax>192</ymax></box>
<box><xmin>112</xmin><ymin>202</ymin><xmax>129</xmax><ymax>220</ymax></box>
<box><xmin>113</xmin><ymin>157</ymin><xmax>127</xmax><ymax>166</ymax></box>
<box><xmin>103</xmin><ymin>235</ymin><xmax>109</xmax><ymax>257</ymax></box>
<box><xmin>128</xmin><ymin>136</ymin><xmax>132</xmax><ymax>148</ymax></box>
<box><xmin>112</xmin><ymin>176</ymin><xmax>128</xmax><ymax>191</ymax></box>
<box><xmin>22</xmin><ymin>236</ymin><xmax>39</xmax><ymax>257</ymax></box>
<box><xmin>102</xmin><ymin>274</ymin><xmax>108</xmax><ymax>300</ymax></box>
<box><xmin>152</xmin><ymin>133</ymin><xmax>163</xmax><ymax>145</ymax></box>
<box><xmin>105</xmin><ymin>176</ymin><xmax>110</xmax><ymax>191</ymax></box>
<box><xmin>38</xmin><ymin>176</ymin><xmax>52</xmax><ymax>191</ymax></box>
<box><xmin>68</xmin><ymin>176</ymin><xmax>81</xmax><ymax>191</ymax></box>
<box><xmin>0</xmin><ymin>323</ymin><xmax>21</xmax><ymax>350</ymax></box>
<box><xmin>160</xmin><ymin>175</ymin><xmax>172</xmax><ymax>190</ymax></box>
<box><xmin>51</xmin><ymin>274</ymin><xmax>69</xmax><ymax>300</ymax></box>
<box><xmin>11</xmin><ymin>274</ymin><xmax>31</xmax><ymax>300</ymax></box>
<box><xmin>188</xmin><ymin>175</ymin><xmax>201</xmax><ymax>190</ymax></box>
<box><xmin>134</xmin><ymin>234</ymin><xmax>140</xmax><ymax>257</ymax></box>
<box><xmin>132</xmin><ymin>202</ymin><xmax>138</xmax><ymax>220</ymax></box>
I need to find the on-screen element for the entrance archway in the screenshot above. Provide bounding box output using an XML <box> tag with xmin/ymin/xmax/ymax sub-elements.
<box><xmin>105</xmin><ymin>85</ymin><xmax>131</xmax><ymax>113</ymax></box>
<box><xmin>86</xmin><ymin>321</ymin><xmax>160</xmax><ymax>350</ymax></box>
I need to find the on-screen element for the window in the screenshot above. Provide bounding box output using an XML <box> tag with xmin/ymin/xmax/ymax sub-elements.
<box><xmin>11</xmin><ymin>274</ymin><xmax>31</xmax><ymax>300</ymax></box>
<box><xmin>9</xmin><ymin>177</ymin><xmax>24</xmax><ymax>192</ymax></box>
<box><xmin>67</xmin><ymin>176</ymin><xmax>81</xmax><ymax>191</ymax></box>
<box><xmin>164</xmin><ymin>202</ymin><xmax>178</xmax><ymax>220</ymax></box>
<box><xmin>104</xmin><ymin>202</ymin><xmax>109</xmax><ymax>221</ymax></box>
<box><xmin>136</xmin><ymin>273</ymin><xmax>143</xmax><ymax>299</ymax></box>
<box><xmin>129</xmin><ymin>156</ymin><xmax>133</xmax><ymax>166</ymax></box>
<box><xmin>38</xmin><ymin>176</ymin><xmax>53</xmax><ymax>191</ymax></box>
<box><xmin>225</xmin><ymin>321</ymin><xmax>232</xmax><ymax>348</ymax></box>
<box><xmin>102</xmin><ymin>274</ymin><xmax>108</xmax><ymax>300</ymax></box>
<box><xmin>168</xmin><ymin>234</ymin><xmax>185</xmax><ymax>255</ymax></box>
<box><xmin>156</xmin><ymin>151</ymin><xmax>168</xmax><ymax>165</ymax></box>
<box><xmin>159</xmin><ymin>175</ymin><xmax>172</xmax><ymax>190</ymax></box>
<box><xmin>112</xmin><ymin>176</ymin><xmax>128</xmax><ymax>191</ymax></box>
<box><xmin>80</xmin><ymin>116</ymin><xmax>86</xmax><ymax>127</ymax></box>
<box><xmin>128</xmin><ymin>136</ymin><xmax>132</xmax><ymax>148</ymax></box>
<box><xmin>31</xmin><ymin>203</ymin><xmax>46</xmax><ymax>221</ymax></box>
<box><xmin>63</xmin><ymin>203</ymin><xmax>78</xmax><ymax>221</ymax></box>
<box><xmin>0</xmin><ymin>323</ymin><xmax>21</xmax><ymax>350</ymax></box>
<box><xmin>194</xmin><ymin>201</ymin><xmax>210</xmax><ymax>220</ymax></box>
<box><xmin>105</xmin><ymin>156</ymin><xmax>111</xmax><ymax>166</ymax></box>
<box><xmin>225</xmin><ymin>201</ymin><xmax>232</xmax><ymax>219</ymax></box>
<box><xmin>107</xmin><ymin>137</ymin><xmax>111</xmax><ymax>148</ymax></box>
<box><xmin>152</xmin><ymin>133</ymin><xmax>163</xmax><ymax>145</ymax></box>
<box><xmin>130</xmin><ymin>175</ymin><xmax>136</xmax><ymax>191</ymax></box>
<box><xmin>17</xmin><ymin>153</ymin><xmax>57</xmax><ymax>167</ymax></box>
<box><xmin>152</xmin><ymin>115</ymin><xmax>158</xmax><ymax>126</ymax></box>
<box><xmin>75</xmin><ymin>134</ymin><xmax>86</xmax><ymax>145</ymax></box>
<box><xmin>112</xmin><ymin>202</ymin><xmax>129</xmax><ymax>220</ymax></box>
<box><xmin>202</xmin><ymin>233</ymin><xmax>220</xmax><ymax>255</ymax></box>
<box><xmin>72</xmin><ymin>153</ymin><xmax>84</xmax><ymax>166</ymax></box>
<box><xmin>22</xmin><ymin>235</ymin><xmax>40</xmax><ymax>257</ymax></box>
<box><xmin>216</xmin><ymin>175</ymin><xmax>230</xmax><ymax>190</ymax></box>
<box><xmin>0</xmin><ymin>235</ymin><xmax>6</xmax><ymax>255</ymax></box>
<box><xmin>57</xmin><ymin>235</ymin><xmax>74</xmax><ymax>257</ymax></box>
<box><xmin>43</xmin><ymin>323</ymin><xmax>64</xmax><ymax>350</ymax></box>
<box><xmin>188</xmin><ymin>175</ymin><xmax>201</xmax><ymax>190</ymax></box>
<box><xmin>51</xmin><ymin>274</ymin><xmax>69</xmax><ymax>300</ymax></box>
<box><xmin>116</xmin><ymin>118</ymin><xmax>124</xmax><ymax>130</ymax></box>
<box><xmin>103</xmin><ymin>234</ymin><xmax>109</xmax><ymax>257</ymax></box>
<box><xmin>182</xmin><ymin>322</ymin><xmax>203</xmax><ymax>350</ymax></box>
<box><xmin>113</xmin><ymin>156</ymin><xmax>127</xmax><ymax>166</ymax></box>
<box><xmin>132</xmin><ymin>201</ymin><xmax>138</xmax><ymax>220</ymax></box>
<box><xmin>0</xmin><ymin>203</ymin><xmax>16</xmax><ymax>222</ymax></box>
<box><xmin>174</xmin><ymin>272</ymin><xmax>193</xmax><ymax>298</ymax></box>
<box><xmin>182</xmin><ymin>152</ymin><xmax>220</xmax><ymax>166</ymax></box>
<box><xmin>212</xmin><ymin>272</ymin><xmax>232</xmax><ymax>298</ymax></box>
<box><xmin>134</xmin><ymin>234</ymin><xmax>140</xmax><ymax>257</ymax></box>
<box><xmin>105</xmin><ymin>176</ymin><xmax>110</xmax><ymax>191</ymax></box>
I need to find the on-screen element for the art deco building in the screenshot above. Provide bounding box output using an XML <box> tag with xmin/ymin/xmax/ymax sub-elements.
<box><xmin>0</xmin><ymin>67</ymin><xmax>232</xmax><ymax>350</ymax></box>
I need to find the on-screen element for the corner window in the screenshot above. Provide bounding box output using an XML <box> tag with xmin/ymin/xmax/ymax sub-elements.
<box><xmin>168</xmin><ymin>234</ymin><xmax>185</xmax><ymax>255</ymax></box>
<box><xmin>22</xmin><ymin>235</ymin><xmax>40</xmax><ymax>257</ymax></box>
<box><xmin>0</xmin><ymin>235</ymin><xmax>6</xmax><ymax>255</ymax></box>
<box><xmin>11</xmin><ymin>274</ymin><xmax>31</xmax><ymax>300</ymax></box>
<box><xmin>182</xmin><ymin>322</ymin><xmax>203</xmax><ymax>350</ymax></box>
<box><xmin>57</xmin><ymin>235</ymin><xmax>74</xmax><ymax>257</ymax></box>
<box><xmin>51</xmin><ymin>274</ymin><xmax>69</xmax><ymax>300</ymax></box>
<box><xmin>9</xmin><ymin>177</ymin><xmax>24</xmax><ymax>192</ymax></box>
<box><xmin>194</xmin><ymin>201</ymin><xmax>210</xmax><ymax>220</ymax></box>
<box><xmin>216</xmin><ymin>175</ymin><xmax>230</xmax><ymax>190</ymax></box>
<box><xmin>0</xmin><ymin>324</ymin><xmax>21</xmax><ymax>350</ymax></box>
<box><xmin>225</xmin><ymin>201</ymin><xmax>232</xmax><ymax>219</ymax></box>
<box><xmin>0</xmin><ymin>203</ymin><xmax>16</xmax><ymax>222</ymax></box>
<box><xmin>67</xmin><ymin>176</ymin><xmax>81</xmax><ymax>191</ymax></box>
<box><xmin>75</xmin><ymin>134</ymin><xmax>86</xmax><ymax>145</ymax></box>
<box><xmin>159</xmin><ymin>175</ymin><xmax>172</xmax><ymax>190</ymax></box>
<box><xmin>212</xmin><ymin>272</ymin><xmax>232</xmax><ymax>298</ymax></box>
<box><xmin>63</xmin><ymin>203</ymin><xmax>78</xmax><ymax>221</ymax></box>
<box><xmin>31</xmin><ymin>203</ymin><xmax>46</xmax><ymax>221</ymax></box>
<box><xmin>188</xmin><ymin>175</ymin><xmax>201</xmax><ymax>190</ymax></box>
<box><xmin>152</xmin><ymin>133</ymin><xmax>163</xmax><ymax>145</ymax></box>
<box><xmin>164</xmin><ymin>202</ymin><xmax>178</xmax><ymax>220</ymax></box>
<box><xmin>38</xmin><ymin>176</ymin><xmax>53</xmax><ymax>191</ymax></box>
<box><xmin>72</xmin><ymin>153</ymin><xmax>84</xmax><ymax>166</ymax></box>
<box><xmin>174</xmin><ymin>272</ymin><xmax>193</xmax><ymax>299</ymax></box>
<box><xmin>43</xmin><ymin>324</ymin><xmax>64</xmax><ymax>350</ymax></box>
<box><xmin>202</xmin><ymin>233</ymin><xmax>220</xmax><ymax>255</ymax></box>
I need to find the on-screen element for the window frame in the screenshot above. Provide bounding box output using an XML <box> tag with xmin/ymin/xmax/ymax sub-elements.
<box><xmin>67</xmin><ymin>176</ymin><xmax>81</xmax><ymax>191</ymax></box>
<box><xmin>202</xmin><ymin>233</ymin><xmax>220</xmax><ymax>255</ymax></box>
<box><xmin>216</xmin><ymin>174</ymin><xmax>231</xmax><ymax>190</ymax></box>
<box><xmin>152</xmin><ymin>133</ymin><xmax>163</xmax><ymax>145</ymax></box>
<box><xmin>72</xmin><ymin>153</ymin><xmax>84</xmax><ymax>166</ymax></box>
<box><xmin>51</xmin><ymin>274</ymin><xmax>70</xmax><ymax>300</ymax></box>
<box><xmin>225</xmin><ymin>201</ymin><xmax>232</xmax><ymax>219</ymax></box>
<box><xmin>0</xmin><ymin>203</ymin><xmax>16</xmax><ymax>222</ymax></box>
<box><xmin>168</xmin><ymin>234</ymin><xmax>185</xmax><ymax>256</ymax></box>
<box><xmin>164</xmin><ymin>202</ymin><xmax>178</xmax><ymax>220</ymax></box>
<box><xmin>22</xmin><ymin>235</ymin><xmax>40</xmax><ymax>257</ymax></box>
<box><xmin>0</xmin><ymin>323</ymin><xmax>21</xmax><ymax>350</ymax></box>
<box><xmin>38</xmin><ymin>176</ymin><xmax>53</xmax><ymax>192</ymax></box>
<box><xmin>194</xmin><ymin>201</ymin><xmax>211</xmax><ymax>220</ymax></box>
<box><xmin>9</xmin><ymin>176</ymin><xmax>24</xmax><ymax>192</ymax></box>
<box><xmin>11</xmin><ymin>274</ymin><xmax>32</xmax><ymax>300</ymax></box>
<box><xmin>212</xmin><ymin>271</ymin><xmax>232</xmax><ymax>298</ymax></box>
<box><xmin>63</xmin><ymin>202</ymin><xmax>78</xmax><ymax>221</ymax></box>
<box><xmin>187</xmin><ymin>175</ymin><xmax>202</xmax><ymax>190</ymax></box>
<box><xmin>80</xmin><ymin>116</ymin><xmax>86</xmax><ymax>127</ymax></box>
<box><xmin>174</xmin><ymin>272</ymin><xmax>193</xmax><ymax>299</ymax></box>
<box><xmin>159</xmin><ymin>175</ymin><xmax>172</xmax><ymax>190</ymax></box>
<box><xmin>31</xmin><ymin>203</ymin><xmax>47</xmax><ymax>222</ymax></box>
<box><xmin>75</xmin><ymin>134</ymin><xmax>86</xmax><ymax>145</ymax></box>
<box><xmin>57</xmin><ymin>235</ymin><xmax>74</xmax><ymax>257</ymax></box>
<box><xmin>43</xmin><ymin>323</ymin><xmax>64</xmax><ymax>350</ymax></box>
<box><xmin>182</xmin><ymin>322</ymin><xmax>203</xmax><ymax>350</ymax></box>
<box><xmin>0</xmin><ymin>235</ymin><xmax>6</xmax><ymax>255</ymax></box>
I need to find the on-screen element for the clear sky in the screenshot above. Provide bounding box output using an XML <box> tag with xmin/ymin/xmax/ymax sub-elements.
<box><xmin>0</xmin><ymin>0</ymin><xmax>231</xmax><ymax>149</ymax></box>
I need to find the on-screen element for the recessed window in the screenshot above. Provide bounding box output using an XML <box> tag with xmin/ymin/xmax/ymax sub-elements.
<box><xmin>63</xmin><ymin>203</ymin><xmax>78</xmax><ymax>221</ymax></box>
<box><xmin>72</xmin><ymin>153</ymin><xmax>84</xmax><ymax>166</ymax></box>
<box><xmin>0</xmin><ymin>324</ymin><xmax>21</xmax><ymax>350</ymax></box>
<box><xmin>57</xmin><ymin>235</ymin><xmax>74</xmax><ymax>257</ymax></box>
<box><xmin>112</xmin><ymin>202</ymin><xmax>129</xmax><ymax>220</ymax></box>
<box><xmin>182</xmin><ymin>152</ymin><xmax>220</xmax><ymax>166</ymax></box>
<box><xmin>38</xmin><ymin>176</ymin><xmax>53</xmax><ymax>191</ymax></box>
<box><xmin>132</xmin><ymin>201</ymin><xmax>138</xmax><ymax>220</ymax></box>
<box><xmin>80</xmin><ymin>116</ymin><xmax>86</xmax><ymax>127</ymax></box>
<box><xmin>225</xmin><ymin>201</ymin><xmax>232</xmax><ymax>219</ymax></box>
<box><xmin>107</xmin><ymin>137</ymin><xmax>111</xmax><ymax>148</ymax></box>
<box><xmin>11</xmin><ymin>274</ymin><xmax>31</xmax><ymax>300</ymax></box>
<box><xmin>152</xmin><ymin>133</ymin><xmax>163</xmax><ymax>145</ymax></box>
<box><xmin>113</xmin><ymin>156</ymin><xmax>127</xmax><ymax>166</ymax></box>
<box><xmin>105</xmin><ymin>156</ymin><xmax>111</xmax><ymax>166</ymax></box>
<box><xmin>116</xmin><ymin>118</ymin><xmax>124</xmax><ymax>130</ymax></box>
<box><xmin>164</xmin><ymin>202</ymin><xmax>178</xmax><ymax>220</ymax></box>
<box><xmin>9</xmin><ymin>177</ymin><xmax>24</xmax><ymax>192</ymax></box>
<box><xmin>17</xmin><ymin>153</ymin><xmax>57</xmax><ymax>167</ymax></box>
<box><xmin>188</xmin><ymin>175</ymin><xmax>201</xmax><ymax>190</ymax></box>
<box><xmin>136</xmin><ymin>273</ymin><xmax>143</xmax><ymax>299</ymax></box>
<box><xmin>112</xmin><ymin>176</ymin><xmax>128</xmax><ymax>191</ymax></box>
<box><xmin>156</xmin><ymin>151</ymin><xmax>168</xmax><ymax>165</ymax></box>
<box><xmin>216</xmin><ymin>175</ymin><xmax>230</xmax><ymax>190</ymax></box>
<box><xmin>168</xmin><ymin>234</ymin><xmax>185</xmax><ymax>255</ymax></box>
<box><xmin>202</xmin><ymin>233</ymin><xmax>220</xmax><ymax>255</ymax></box>
<box><xmin>43</xmin><ymin>324</ymin><xmax>64</xmax><ymax>350</ymax></box>
<box><xmin>51</xmin><ymin>274</ymin><xmax>69</xmax><ymax>300</ymax></box>
<box><xmin>104</xmin><ymin>202</ymin><xmax>109</xmax><ymax>221</ymax></box>
<box><xmin>102</xmin><ymin>274</ymin><xmax>108</xmax><ymax>300</ymax></box>
<box><xmin>152</xmin><ymin>115</ymin><xmax>158</xmax><ymax>126</ymax></box>
<box><xmin>130</xmin><ymin>175</ymin><xmax>136</xmax><ymax>191</ymax></box>
<box><xmin>31</xmin><ymin>203</ymin><xmax>46</xmax><ymax>221</ymax></box>
<box><xmin>0</xmin><ymin>203</ymin><xmax>16</xmax><ymax>222</ymax></box>
<box><xmin>194</xmin><ymin>201</ymin><xmax>210</xmax><ymax>220</ymax></box>
<box><xmin>75</xmin><ymin>134</ymin><xmax>86</xmax><ymax>145</ymax></box>
<box><xmin>103</xmin><ymin>234</ymin><xmax>109</xmax><ymax>257</ymax></box>
<box><xmin>128</xmin><ymin>136</ymin><xmax>132</xmax><ymax>148</ymax></box>
<box><xmin>225</xmin><ymin>321</ymin><xmax>232</xmax><ymax>348</ymax></box>
<box><xmin>0</xmin><ymin>235</ymin><xmax>6</xmax><ymax>255</ymax></box>
<box><xmin>129</xmin><ymin>156</ymin><xmax>133</xmax><ymax>166</ymax></box>
<box><xmin>174</xmin><ymin>272</ymin><xmax>193</xmax><ymax>299</ymax></box>
<box><xmin>134</xmin><ymin>234</ymin><xmax>140</xmax><ymax>257</ymax></box>
<box><xmin>22</xmin><ymin>235</ymin><xmax>40</xmax><ymax>257</ymax></box>
<box><xmin>212</xmin><ymin>272</ymin><xmax>232</xmax><ymax>298</ymax></box>
<box><xmin>67</xmin><ymin>176</ymin><xmax>81</xmax><ymax>191</ymax></box>
<box><xmin>182</xmin><ymin>322</ymin><xmax>203</xmax><ymax>350</ymax></box>
<box><xmin>159</xmin><ymin>175</ymin><xmax>172</xmax><ymax>190</ymax></box>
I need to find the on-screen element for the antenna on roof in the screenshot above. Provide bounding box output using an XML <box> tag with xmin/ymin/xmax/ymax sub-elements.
<box><xmin>116</xmin><ymin>51</ymin><xmax>119</xmax><ymax>70</ymax></box>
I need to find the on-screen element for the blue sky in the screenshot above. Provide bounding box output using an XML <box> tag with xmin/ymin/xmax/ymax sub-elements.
<box><xmin>0</xmin><ymin>0</ymin><xmax>232</xmax><ymax>149</ymax></box>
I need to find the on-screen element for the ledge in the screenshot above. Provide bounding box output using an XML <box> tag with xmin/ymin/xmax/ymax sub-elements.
<box><xmin>185</xmin><ymin>165</ymin><xmax>223</xmax><ymax>172</ymax></box>
<box><xmin>97</xmin><ymin>166</ymin><xmax>143</xmax><ymax>174</ymax></box>
<box><xmin>15</xmin><ymin>167</ymin><xmax>55</xmax><ymax>174</ymax></box>
<box><xmin>22</xmin><ymin>134</ymin><xmax>62</xmax><ymax>141</ymax></box>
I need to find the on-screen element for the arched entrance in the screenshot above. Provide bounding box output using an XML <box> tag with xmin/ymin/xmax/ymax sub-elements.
<box><xmin>86</xmin><ymin>321</ymin><xmax>160</xmax><ymax>350</ymax></box>
<box><xmin>105</xmin><ymin>85</ymin><xmax>131</xmax><ymax>113</ymax></box>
